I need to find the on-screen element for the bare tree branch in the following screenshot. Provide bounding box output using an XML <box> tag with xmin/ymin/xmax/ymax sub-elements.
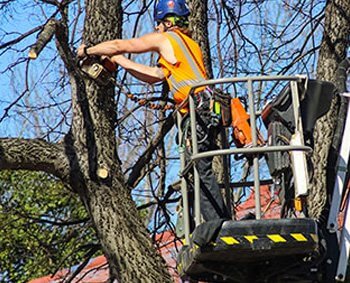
<box><xmin>0</xmin><ymin>138</ymin><xmax>69</xmax><ymax>180</ymax></box>
<box><xmin>127</xmin><ymin>114</ymin><xmax>175</xmax><ymax>189</ymax></box>
<box><xmin>0</xmin><ymin>26</ymin><xmax>43</xmax><ymax>50</ymax></box>
<box><xmin>29</xmin><ymin>18</ymin><xmax>57</xmax><ymax>59</ymax></box>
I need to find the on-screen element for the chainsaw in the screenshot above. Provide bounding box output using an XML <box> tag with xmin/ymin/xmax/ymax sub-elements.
<box><xmin>78</xmin><ymin>56</ymin><xmax>116</xmax><ymax>86</ymax></box>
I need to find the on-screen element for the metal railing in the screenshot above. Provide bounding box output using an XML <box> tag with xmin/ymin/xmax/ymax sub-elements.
<box><xmin>177</xmin><ymin>75</ymin><xmax>312</xmax><ymax>245</ymax></box>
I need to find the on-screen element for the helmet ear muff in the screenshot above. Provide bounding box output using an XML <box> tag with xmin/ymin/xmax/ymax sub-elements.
<box><xmin>174</xmin><ymin>16</ymin><xmax>189</xmax><ymax>27</ymax></box>
<box><xmin>165</xmin><ymin>16</ymin><xmax>189</xmax><ymax>28</ymax></box>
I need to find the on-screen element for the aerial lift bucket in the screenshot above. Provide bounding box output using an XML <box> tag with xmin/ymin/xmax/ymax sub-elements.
<box><xmin>176</xmin><ymin>76</ymin><xmax>324</xmax><ymax>283</ymax></box>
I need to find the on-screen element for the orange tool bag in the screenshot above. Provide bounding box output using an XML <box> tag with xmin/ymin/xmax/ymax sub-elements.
<box><xmin>231</xmin><ymin>98</ymin><xmax>265</xmax><ymax>148</ymax></box>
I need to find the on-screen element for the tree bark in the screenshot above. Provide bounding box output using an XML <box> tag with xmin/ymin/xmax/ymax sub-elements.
<box><xmin>308</xmin><ymin>0</ymin><xmax>350</xmax><ymax>218</ymax></box>
<box><xmin>188</xmin><ymin>0</ymin><xmax>213</xmax><ymax>79</ymax></box>
<box><xmin>0</xmin><ymin>138</ymin><xmax>69</xmax><ymax>179</ymax></box>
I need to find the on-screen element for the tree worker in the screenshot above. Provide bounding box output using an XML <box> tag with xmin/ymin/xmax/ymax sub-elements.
<box><xmin>77</xmin><ymin>0</ymin><xmax>228</xmax><ymax>222</ymax></box>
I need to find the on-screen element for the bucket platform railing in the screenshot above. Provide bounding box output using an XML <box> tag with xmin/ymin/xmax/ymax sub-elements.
<box><xmin>177</xmin><ymin>75</ymin><xmax>313</xmax><ymax>244</ymax></box>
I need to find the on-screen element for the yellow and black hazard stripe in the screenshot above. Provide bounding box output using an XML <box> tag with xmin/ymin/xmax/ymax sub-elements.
<box><xmin>219</xmin><ymin>233</ymin><xmax>318</xmax><ymax>246</ymax></box>
<box><xmin>180</xmin><ymin>232</ymin><xmax>317</xmax><ymax>247</ymax></box>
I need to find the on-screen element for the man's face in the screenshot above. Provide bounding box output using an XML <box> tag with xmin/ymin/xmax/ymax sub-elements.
<box><xmin>155</xmin><ymin>21</ymin><xmax>166</xmax><ymax>32</ymax></box>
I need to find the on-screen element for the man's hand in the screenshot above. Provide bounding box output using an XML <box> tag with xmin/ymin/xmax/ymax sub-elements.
<box><xmin>77</xmin><ymin>44</ymin><xmax>88</xmax><ymax>58</ymax></box>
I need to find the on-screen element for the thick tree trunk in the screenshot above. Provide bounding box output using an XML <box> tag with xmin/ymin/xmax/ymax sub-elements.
<box><xmin>65</xmin><ymin>0</ymin><xmax>173</xmax><ymax>281</ymax></box>
<box><xmin>308</xmin><ymin>0</ymin><xmax>350</xmax><ymax>218</ymax></box>
<box><xmin>84</xmin><ymin>177</ymin><xmax>172</xmax><ymax>281</ymax></box>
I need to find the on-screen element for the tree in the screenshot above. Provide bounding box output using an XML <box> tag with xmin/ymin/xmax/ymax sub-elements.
<box><xmin>1</xmin><ymin>0</ymin><xmax>349</xmax><ymax>282</ymax></box>
<box><xmin>0</xmin><ymin>170</ymin><xmax>95</xmax><ymax>283</ymax></box>
<box><xmin>308</xmin><ymin>0</ymin><xmax>350</xmax><ymax>218</ymax></box>
<box><xmin>1</xmin><ymin>0</ymin><xmax>173</xmax><ymax>281</ymax></box>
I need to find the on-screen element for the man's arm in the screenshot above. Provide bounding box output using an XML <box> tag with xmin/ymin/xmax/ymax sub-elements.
<box><xmin>111</xmin><ymin>55</ymin><xmax>165</xmax><ymax>84</ymax></box>
<box><xmin>77</xmin><ymin>33</ymin><xmax>165</xmax><ymax>58</ymax></box>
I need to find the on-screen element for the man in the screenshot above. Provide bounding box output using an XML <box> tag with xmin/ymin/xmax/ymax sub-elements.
<box><xmin>77</xmin><ymin>0</ymin><xmax>228</xmax><ymax>221</ymax></box>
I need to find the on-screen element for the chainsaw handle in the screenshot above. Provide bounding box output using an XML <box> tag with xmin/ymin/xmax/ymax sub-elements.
<box><xmin>77</xmin><ymin>56</ymin><xmax>88</xmax><ymax>68</ymax></box>
<box><xmin>77</xmin><ymin>55</ymin><xmax>98</xmax><ymax>68</ymax></box>
<box><xmin>100</xmin><ymin>56</ymin><xmax>116</xmax><ymax>72</ymax></box>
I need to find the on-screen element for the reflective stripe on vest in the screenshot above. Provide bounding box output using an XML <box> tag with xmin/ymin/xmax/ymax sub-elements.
<box><xmin>166</xmin><ymin>31</ymin><xmax>204</xmax><ymax>80</ymax></box>
<box><xmin>158</xmin><ymin>31</ymin><xmax>207</xmax><ymax>105</ymax></box>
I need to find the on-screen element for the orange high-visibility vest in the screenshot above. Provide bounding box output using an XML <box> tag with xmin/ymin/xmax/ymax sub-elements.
<box><xmin>158</xmin><ymin>30</ymin><xmax>207</xmax><ymax>107</ymax></box>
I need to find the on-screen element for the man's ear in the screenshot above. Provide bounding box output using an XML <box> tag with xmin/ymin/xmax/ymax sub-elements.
<box><xmin>164</xmin><ymin>20</ymin><xmax>173</xmax><ymax>28</ymax></box>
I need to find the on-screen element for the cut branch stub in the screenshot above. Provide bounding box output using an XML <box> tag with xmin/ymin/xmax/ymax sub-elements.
<box><xmin>29</xmin><ymin>18</ymin><xmax>57</xmax><ymax>59</ymax></box>
<box><xmin>97</xmin><ymin>166</ymin><xmax>109</xmax><ymax>179</ymax></box>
